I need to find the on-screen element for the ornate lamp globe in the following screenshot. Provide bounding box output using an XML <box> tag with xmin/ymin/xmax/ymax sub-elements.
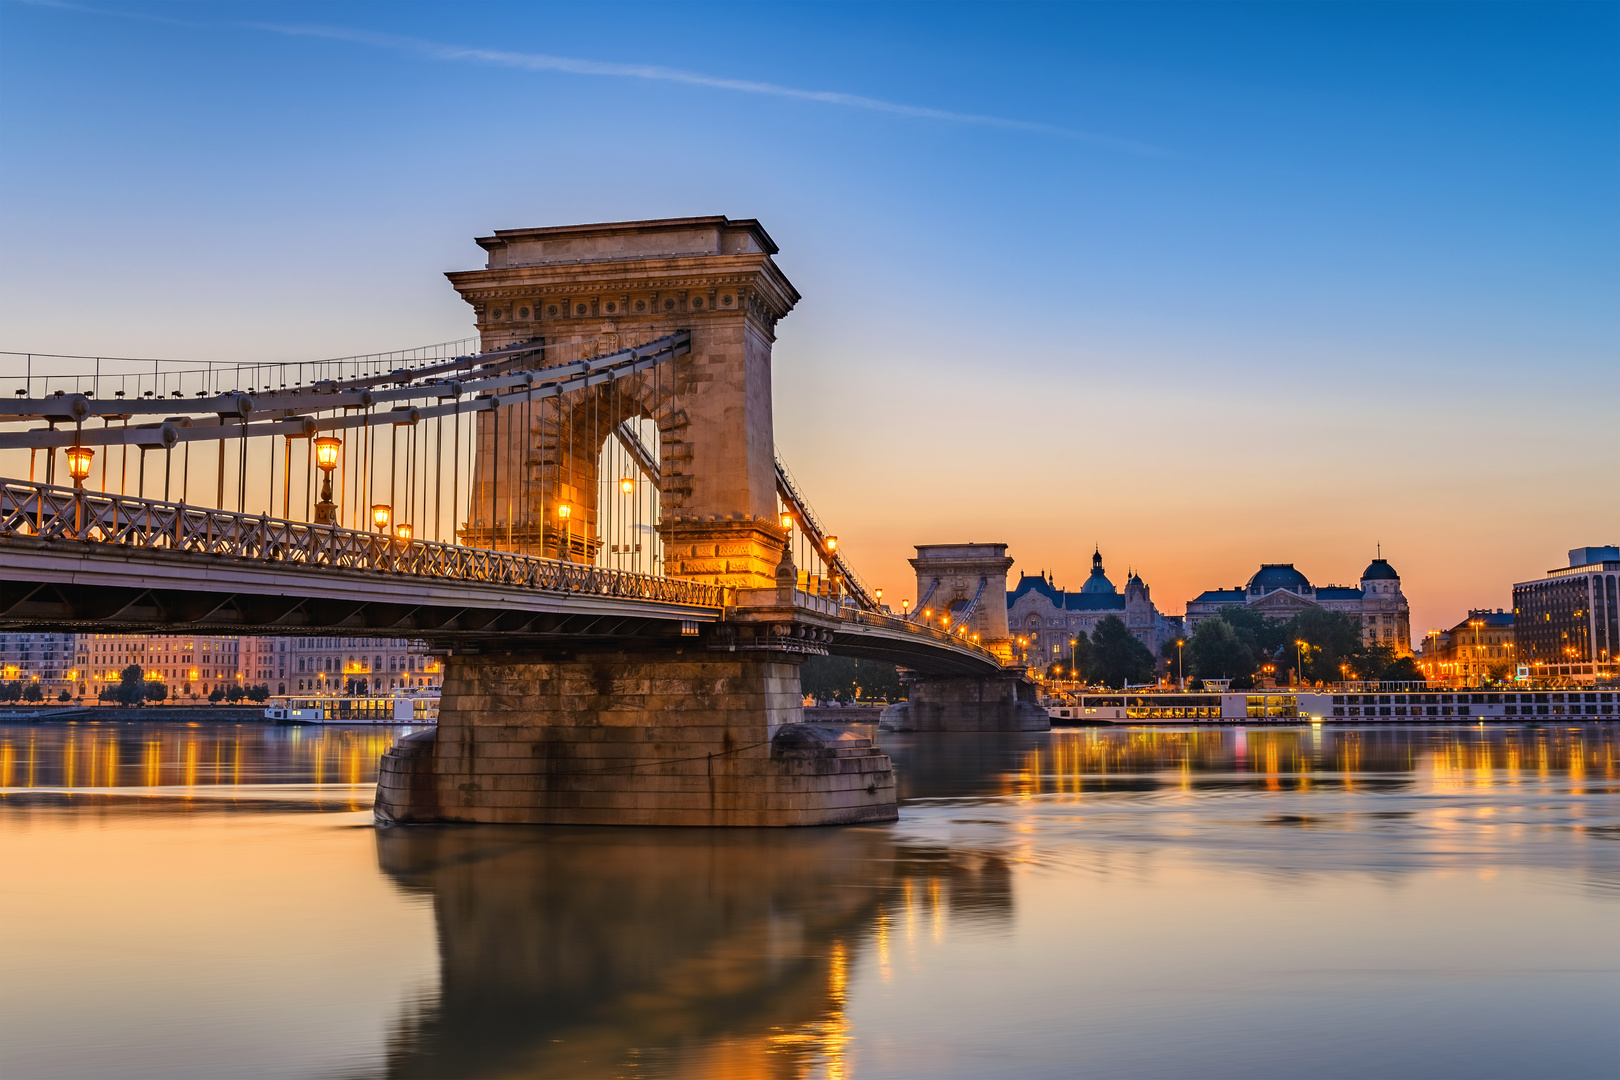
<box><xmin>66</xmin><ymin>445</ymin><xmax>94</xmax><ymax>488</ymax></box>
<box><xmin>314</xmin><ymin>437</ymin><xmax>341</xmax><ymax>472</ymax></box>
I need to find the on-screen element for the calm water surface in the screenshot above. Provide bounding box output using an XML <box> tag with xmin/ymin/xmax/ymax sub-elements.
<box><xmin>2</xmin><ymin>721</ymin><xmax>1617</xmax><ymax>1079</ymax></box>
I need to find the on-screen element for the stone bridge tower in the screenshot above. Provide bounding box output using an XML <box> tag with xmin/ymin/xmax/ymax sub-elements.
<box><xmin>377</xmin><ymin>218</ymin><xmax>898</xmax><ymax>828</ymax></box>
<box><xmin>447</xmin><ymin>216</ymin><xmax>799</xmax><ymax>589</ymax></box>
<box><xmin>910</xmin><ymin>543</ymin><xmax>1014</xmax><ymax>650</ymax></box>
<box><xmin>882</xmin><ymin>543</ymin><xmax>1047</xmax><ymax>733</ymax></box>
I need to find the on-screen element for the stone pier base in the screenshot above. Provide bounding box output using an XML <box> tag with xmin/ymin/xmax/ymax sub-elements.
<box><xmin>376</xmin><ymin>650</ymin><xmax>897</xmax><ymax>826</ymax></box>
<box><xmin>879</xmin><ymin>675</ymin><xmax>1050</xmax><ymax>733</ymax></box>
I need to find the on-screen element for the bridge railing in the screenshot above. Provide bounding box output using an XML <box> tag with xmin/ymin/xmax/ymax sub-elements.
<box><xmin>837</xmin><ymin>605</ymin><xmax>1006</xmax><ymax>665</ymax></box>
<box><xmin>0</xmin><ymin>479</ymin><xmax>724</xmax><ymax>609</ymax></box>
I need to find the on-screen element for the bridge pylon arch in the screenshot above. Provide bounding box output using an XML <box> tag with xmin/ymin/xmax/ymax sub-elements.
<box><xmin>449</xmin><ymin>216</ymin><xmax>799</xmax><ymax>589</ymax></box>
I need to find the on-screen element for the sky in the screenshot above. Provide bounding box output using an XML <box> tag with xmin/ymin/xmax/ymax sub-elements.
<box><xmin>1</xmin><ymin>1</ymin><xmax>1616</xmax><ymax>640</ymax></box>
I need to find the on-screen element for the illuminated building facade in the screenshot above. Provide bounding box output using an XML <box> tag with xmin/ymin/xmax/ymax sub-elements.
<box><xmin>1512</xmin><ymin>545</ymin><xmax>1619</xmax><ymax>685</ymax></box>
<box><xmin>1005</xmin><ymin>550</ymin><xmax>1181</xmax><ymax>664</ymax></box>
<box><xmin>286</xmin><ymin>636</ymin><xmax>441</xmax><ymax>696</ymax></box>
<box><xmin>76</xmin><ymin>633</ymin><xmax>241</xmax><ymax>700</ymax></box>
<box><xmin>0</xmin><ymin>632</ymin><xmax>76</xmax><ymax>699</ymax></box>
<box><xmin>25</xmin><ymin>634</ymin><xmax>445</xmax><ymax>702</ymax></box>
<box><xmin>1416</xmin><ymin>609</ymin><xmax>1514</xmax><ymax>685</ymax></box>
<box><xmin>1185</xmin><ymin>558</ymin><xmax>1412</xmax><ymax>654</ymax></box>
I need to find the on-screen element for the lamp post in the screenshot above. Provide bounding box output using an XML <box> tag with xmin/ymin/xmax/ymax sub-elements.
<box><xmin>313</xmin><ymin>437</ymin><xmax>341</xmax><ymax>525</ymax></box>
<box><xmin>66</xmin><ymin>444</ymin><xmax>93</xmax><ymax>538</ymax></box>
<box><xmin>1176</xmin><ymin>638</ymin><xmax>1185</xmax><ymax>690</ymax></box>
<box><xmin>902</xmin><ymin>599</ymin><xmax>910</xmax><ymax>620</ymax></box>
<box><xmin>557</xmin><ymin>504</ymin><xmax>572</xmax><ymax>561</ymax></box>
<box><xmin>1295</xmin><ymin>639</ymin><xmax>1308</xmax><ymax>687</ymax></box>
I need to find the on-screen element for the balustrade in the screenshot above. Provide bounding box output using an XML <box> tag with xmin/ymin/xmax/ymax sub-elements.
<box><xmin>0</xmin><ymin>479</ymin><xmax>723</xmax><ymax>608</ymax></box>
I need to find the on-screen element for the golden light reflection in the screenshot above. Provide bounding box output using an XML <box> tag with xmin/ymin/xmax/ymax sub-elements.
<box><xmin>0</xmin><ymin>725</ymin><xmax>417</xmax><ymax>794</ymax></box>
<box><xmin>874</xmin><ymin>908</ymin><xmax>891</xmax><ymax>983</ymax></box>
<box><xmin>971</xmin><ymin>727</ymin><xmax>1613</xmax><ymax>805</ymax></box>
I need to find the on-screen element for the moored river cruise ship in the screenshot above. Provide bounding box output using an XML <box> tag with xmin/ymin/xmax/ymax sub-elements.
<box><xmin>264</xmin><ymin>692</ymin><xmax>439</xmax><ymax>725</ymax></box>
<box><xmin>1047</xmin><ymin>688</ymin><xmax>1618</xmax><ymax>724</ymax></box>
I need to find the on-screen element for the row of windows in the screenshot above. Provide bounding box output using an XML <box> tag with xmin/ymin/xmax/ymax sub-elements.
<box><xmin>1332</xmin><ymin>692</ymin><xmax>1613</xmax><ymax>705</ymax></box>
<box><xmin>294</xmin><ymin>655</ymin><xmax>428</xmax><ymax>673</ymax></box>
<box><xmin>1336</xmin><ymin>703</ymin><xmax>1614</xmax><ymax>717</ymax></box>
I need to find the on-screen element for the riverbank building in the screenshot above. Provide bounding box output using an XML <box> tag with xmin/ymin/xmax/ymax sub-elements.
<box><xmin>1184</xmin><ymin>557</ymin><xmax>1413</xmax><ymax>654</ymax></box>
<box><xmin>1006</xmin><ymin>549</ymin><xmax>1181</xmax><ymax>666</ymax></box>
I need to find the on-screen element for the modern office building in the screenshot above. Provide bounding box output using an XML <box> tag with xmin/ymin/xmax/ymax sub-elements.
<box><xmin>1513</xmin><ymin>546</ymin><xmax>1619</xmax><ymax>684</ymax></box>
<box><xmin>1185</xmin><ymin>557</ymin><xmax>1412</xmax><ymax>653</ymax></box>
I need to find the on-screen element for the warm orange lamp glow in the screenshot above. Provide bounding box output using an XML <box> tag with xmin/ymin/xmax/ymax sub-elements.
<box><xmin>825</xmin><ymin>535</ymin><xmax>837</xmax><ymax>552</ymax></box>
<box><xmin>394</xmin><ymin>523</ymin><xmax>413</xmax><ymax>542</ymax></box>
<box><xmin>66</xmin><ymin>444</ymin><xmax>94</xmax><ymax>486</ymax></box>
<box><xmin>314</xmin><ymin>437</ymin><xmax>341</xmax><ymax>471</ymax></box>
<box><xmin>371</xmin><ymin>504</ymin><xmax>391</xmax><ymax>530</ymax></box>
<box><xmin>557</xmin><ymin>504</ymin><xmax>571</xmax><ymax>519</ymax></box>
<box><xmin>779</xmin><ymin>512</ymin><xmax>793</xmax><ymax>530</ymax></box>
<box><xmin>619</xmin><ymin>477</ymin><xmax>635</xmax><ymax>494</ymax></box>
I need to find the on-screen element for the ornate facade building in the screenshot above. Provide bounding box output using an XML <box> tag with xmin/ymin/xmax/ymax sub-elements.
<box><xmin>1005</xmin><ymin>550</ymin><xmax>1182</xmax><ymax>666</ymax></box>
<box><xmin>1417</xmin><ymin>609</ymin><xmax>1514</xmax><ymax>685</ymax></box>
<box><xmin>1184</xmin><ymin>558</ymin><xmax>1412</xmax><ymax>653</ymax></box>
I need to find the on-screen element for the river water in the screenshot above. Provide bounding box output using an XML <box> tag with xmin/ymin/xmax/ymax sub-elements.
<box><xmin>1</xmin><ymin>721</ymin><xmax>1616</xmax><ymax>1079</ymax></box>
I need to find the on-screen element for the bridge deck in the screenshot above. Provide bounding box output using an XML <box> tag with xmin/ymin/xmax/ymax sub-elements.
<box><xmin>1</xmin><ymin>479</ymin><xmax>1005</xmax><ymax>673</ymax></box>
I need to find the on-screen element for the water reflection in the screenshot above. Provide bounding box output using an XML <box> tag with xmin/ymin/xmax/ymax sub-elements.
<box><xmin>371</xmin><ymin>825</ymin><xmax>1011</xmax><ymax>1079</ymax></box>
<box><xmin>885</xmin><ymin>724</ymin><xmax>1617</xmax><ymax>800</ymax></box>
<box><xmin>0</xmin><ymin>722</ymin><xmax>420</xmax><ymax>794</ymax></box>
<box><xmin>1</xmin><ymin>723</ymin><xmax>1615</xmax><ymax>1080</ymax></box>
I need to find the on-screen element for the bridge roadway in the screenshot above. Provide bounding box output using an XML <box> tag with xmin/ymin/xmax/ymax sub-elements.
<box><xmin>0</xmin><ymin>479</ymin><xmax>1002</xmax><ymax>677</ymax></box>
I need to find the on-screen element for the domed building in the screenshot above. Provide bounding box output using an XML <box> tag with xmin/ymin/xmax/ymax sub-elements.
<box><xmin>1184</xmin><ymin>557</ymin><xmax>1412</xmax><ymax>653</ymax></box>
<box><xmin>1006</xmin><ymin>549</ymin><xmax>1182</xmax><ymax>666</ymax></box>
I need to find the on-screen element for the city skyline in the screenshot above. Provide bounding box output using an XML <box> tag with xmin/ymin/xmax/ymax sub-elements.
<box><xmin>2</xmin><ymin>2</ymin><xmax>1615</xmax><ymax>640</ymax></box>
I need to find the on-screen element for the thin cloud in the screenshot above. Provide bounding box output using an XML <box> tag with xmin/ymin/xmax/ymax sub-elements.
<box><xmin>253</xmin><ymin>22</ymin><xmax>1165</xmax><ymax>155</ymax></box>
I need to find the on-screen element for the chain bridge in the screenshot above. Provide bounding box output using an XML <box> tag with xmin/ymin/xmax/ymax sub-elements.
<box><xmin>0</xmin><ymin>216</ymin><xmax>1041</xmax><ymax>828</ymax></box>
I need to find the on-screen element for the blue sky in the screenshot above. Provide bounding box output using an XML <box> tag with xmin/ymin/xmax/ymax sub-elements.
<box><xmin>2</xmin><ymin>1</ymin><xmax>1616</xmax><ymax>634</ymax></box>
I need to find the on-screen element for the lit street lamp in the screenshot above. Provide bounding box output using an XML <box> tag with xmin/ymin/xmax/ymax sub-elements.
<box><xmin>313</xmin><ymin>437</ymin><xmax>341</xmax><ymax>525</ymax></box>
<box><xmin>66</xmin><ymin>444</ymin><xmax>94</xmax><ymax>490</ymax></box>
<box><xmin>371</xmin><ymin>504</ymin><xmax>391</xmax><ymax>532</ymax></box>
<box><xmin>66</xmin><ymin>443</ymin><xmax>94</xmax><ymax>537</ymax></box>
<box><xmin>557</xmin><ymin>503</ymin><xmax>572</xmax><ymax>561</ymax></box>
